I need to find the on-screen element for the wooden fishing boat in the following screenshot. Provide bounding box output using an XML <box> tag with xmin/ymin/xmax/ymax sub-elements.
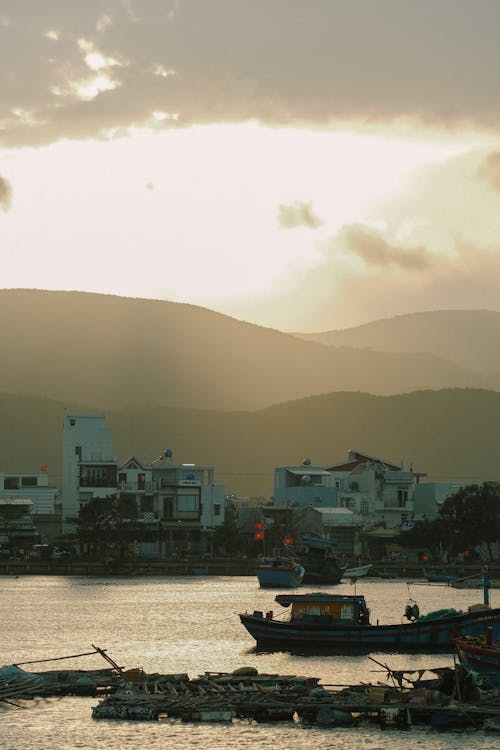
<box><xmin>256</xmin><ymin>556</ymin><xmax>305</xmax><ymax>588</ymax></box>
<box><xmin>239</xmin><ymin>589</ymin><xmax>500</xmax><ymax>653</ymax></box>
<box><xmin>295</xmin><ymin>533</ymin><xmax>345</xmax><ymax>585</ymax></box>
<box><xmin>454</xmin><ymin>633</ymin><xmax>500</xmax><ymax>686</ymax></box>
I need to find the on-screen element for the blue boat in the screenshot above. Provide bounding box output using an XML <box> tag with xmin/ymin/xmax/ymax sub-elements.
<box><xmin>239</xmin><ymin>583</ymin><xmax>500</xmax><ymax>653</ymax></box>
<box><xmin>256</xmin><ymin>556</ymin><xmax>305</xmax><ymax>588</ymax></box>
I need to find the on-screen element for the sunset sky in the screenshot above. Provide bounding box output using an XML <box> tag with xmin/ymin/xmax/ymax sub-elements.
<box><xmin>2</xmin><ymin>1</ymin><xmax>500</xmax><ymax>331</ymax></box>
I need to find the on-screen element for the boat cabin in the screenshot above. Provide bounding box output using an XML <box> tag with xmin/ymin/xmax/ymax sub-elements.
<box><xmin>275</xmin><ymin>593</ymin><xmax>370</xmax><ymax>625</ymax></box>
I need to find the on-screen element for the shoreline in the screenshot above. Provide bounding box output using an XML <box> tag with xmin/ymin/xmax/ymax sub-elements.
<box><xmin>1</xmin><ymin>558</ymin><xmax>499</xmax><ymax>579</ymax></box>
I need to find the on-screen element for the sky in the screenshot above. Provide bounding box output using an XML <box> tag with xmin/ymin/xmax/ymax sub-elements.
<box><xmin>2</xmin><ymin>0</ymin><xmax>500</xmax><ymax>332</ymax></box>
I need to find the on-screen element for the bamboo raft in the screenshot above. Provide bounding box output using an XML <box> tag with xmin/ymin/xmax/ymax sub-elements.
<box><xmin>2</xmin><ymin>647</ymin><xmax>500</xmax><ymax>731</ymax></box>
<box><xmin>90</xmin><ymin>665</ymin><xmax>500</xmax><ymax>729</ymax></box>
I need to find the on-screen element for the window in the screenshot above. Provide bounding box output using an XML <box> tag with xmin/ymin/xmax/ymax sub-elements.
<box><xmin>4</xmin><ymin>477</ymin><xmax>20</xmax><ymax>490</ymax></box>
<box><xmin>397</xmin><ymin>489</ymin><xmax>408</xmax><ymax>507</ymax></box>
<box><xmin>79</xmin><ymin>464</ymin><xmax>117</xmax><ymax>488</ymax></box>
<box><xmin>22</xmin><ymin>477</ymin><xmax>37</xmax><ymax>487</ymax></box>
<box><xmin>214</xmin><ymin>504</ymin><xmax>221</xmax><ymax>516</ymax></box>
<box><xmin>140</xmin><ymin>496</ymin><xmax>154</xmax><ymax>513</ymax></box>
<box><xmin>178</xmin><ymin>495</ymin><xmax>197</xmax><ymax>512</ymax></box>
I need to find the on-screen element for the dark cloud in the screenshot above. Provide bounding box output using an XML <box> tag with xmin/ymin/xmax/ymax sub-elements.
<box><xmin>477</xmin><ymin>151</ymin><xmax>500</xmax><ymax>192</ymax></box>
<box><xmin>2</xmin><ymin>1</ymin><xmax>500</xmax><ymax>148</ymax></box>
<box><xmin>341</xmin><ymin>224</ymin><xmax>432</xmax><ymax>270</ymax></box>
<box><xmin>278</xmin><ymin>201</ymin><xmax>323</xmax><ymax>230</ymax></box>
<box><xmin>0</xmin><ymin>175</ymin><xmax>12</xmax><ymax>210</ymax></box>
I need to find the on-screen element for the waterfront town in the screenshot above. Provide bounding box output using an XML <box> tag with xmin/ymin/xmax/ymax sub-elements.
<box><xmin>0</xmin><ymin>413</ymin><xmax>499</xmax><ymax>573</ymax></box>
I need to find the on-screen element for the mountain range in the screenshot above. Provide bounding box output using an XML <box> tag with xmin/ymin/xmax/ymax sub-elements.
<box><xmin>2</xmin><ymin>289</ymin><xmax>500</xmax><ymax>496</ymax></box>
<box><xmin>2</xmin><ymin>290</ymin><xmax>500</xmax><ymax>411</ymax></box>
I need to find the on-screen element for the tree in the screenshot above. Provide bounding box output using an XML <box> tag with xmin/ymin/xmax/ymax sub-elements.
<box><xmin>438</xmin><ymin>483</ymin><xmax>500</xmax><ymax>558</ymax></box>
<box><xmin>77</xmin><ymin>495</ymin><xmax>140</xmax><ymax>555</ymax></box>
<box><xmin>401</xmin><ymin>483</ymin><xmax>500</xmax><ymax>560</ymax></box>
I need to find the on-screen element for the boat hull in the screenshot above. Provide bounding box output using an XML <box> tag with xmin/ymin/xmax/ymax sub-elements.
<box><xmin>239</xmin><ymin>607</ymin><xmax>500</xmax><ymax>653</ymax></box>
<box><xmin>256</xmin><ymin>564</ymin><xmax>304</xmax><ymax>588</ymax></box>
<box><xmin>454</xmin><ymin>637</ymin><xmax>500</xmax><ymax>685</ymax></box>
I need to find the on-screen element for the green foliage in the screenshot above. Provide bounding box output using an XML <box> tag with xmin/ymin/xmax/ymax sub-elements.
<box><xmin>77</xmin><ymin>495</ymin><xmax>140</xmax><ymax>545</ymax></box>
<box><xmin>402</xmin><ymin>482</ymin><xmax>500</xmax><ymax>557</ymax></box>
<box><xmin>439</xmin><ymin>483</ymin><xmax>500</xmax><ymax>553</ymax></box>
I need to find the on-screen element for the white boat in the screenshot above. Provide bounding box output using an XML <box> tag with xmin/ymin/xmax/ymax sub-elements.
<box><xmin>342</xmin><ymin>563</ymin><xmax>372</xmax><ymax>579</ymax></box>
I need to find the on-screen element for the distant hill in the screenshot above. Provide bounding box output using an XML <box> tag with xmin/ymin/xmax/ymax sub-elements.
<box><xmin>0</xmin><ymin>290</ymin><xmax>493</xmax><ymax>410</ymax></box>
<box><xmin>295</xmin><ymin>310</ymin><xmax>500</xmax><ymax>377</ymax></box>
<box><xmin>1</xmin><ymin>389</ymin><xmax>500</xmax><ymax>497</ymax></box>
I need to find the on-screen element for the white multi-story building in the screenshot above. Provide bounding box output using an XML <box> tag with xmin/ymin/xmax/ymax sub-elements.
<box><xmin>60</xmin><ymin>415</ymin><xmax>225</xmax><ymax>555</ymax></box>
<box><xmin>117</xmin><ymin>452</ymin><xmax>225</xmax><ymax>558</ymax></box>
<box><xmin>61</xmin><ymin>414</ymin><xmax>118</xmax><ymax>532</ymax></box>
<box><xmin>327</xmin><ymin>449</ymin><xmax>426</xmax><ymax>529</ymax></box>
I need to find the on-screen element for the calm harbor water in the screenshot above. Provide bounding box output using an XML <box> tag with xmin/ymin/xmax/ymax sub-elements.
<box><xmin>0</xmin><ymin>576</ymin><xmax>498</xmax><ymax>749</ymax></box>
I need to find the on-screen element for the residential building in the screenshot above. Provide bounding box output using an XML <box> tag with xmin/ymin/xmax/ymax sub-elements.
<box><xmin>117</xmin><ymin>452</ymin><xmax>225</xmax><ymax>558</ymax></box>
<box><xmin>327</xmin><ymin>449</ymin><xmax>426</xmax><ymax>529</ymax></box>
<box><xmin>0</xmin><ymin>469</ymin><xmax>60</xmax><ymax>544</ymax></box>
<box><xmin>273</xmin><ymin>461</ymin><xmax>338</xmax><ymax>508</ymax></box>
<box><xmin>61</xmin><ymin>414</ymin><xmax>118</xmax><ymax>532</ymax></box>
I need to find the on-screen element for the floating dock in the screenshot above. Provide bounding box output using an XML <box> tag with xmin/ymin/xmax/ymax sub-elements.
<box><xmin>1</xmin><ymin>647</ymin><xmax>500</xmax><ymax>731</ymax></box>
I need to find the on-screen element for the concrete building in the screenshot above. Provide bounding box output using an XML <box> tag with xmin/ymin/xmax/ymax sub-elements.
<box><xmin>273</xmin><ymin>461</ymin><xmax>338</xmax><ymax>508</ymax></box>
<box><xmin>0</xmin><ymin>470</ymin><xmax>60</xmax><ymax>545</ymax></box>
<box><xmin>61</xmin><ymin>414</ymin><xmax>118</xmax><ymax>532</ymax></box>
<box><xmin>117</xmin><ymin>451</ymin><xmax>225</xmax><ymax>558</ymax></box>
<box><xmin>327</xmin><ymin>449</ymin><xmax>426</xmax><ymax>530</ymax></box>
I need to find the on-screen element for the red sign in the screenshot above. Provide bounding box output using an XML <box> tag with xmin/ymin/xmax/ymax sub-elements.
<box><xmin>254</xmin><ymin>531</ymin><xmax>265</xmax><ymax>541</ymax></box>
<box><xmin>283</xmin><ymin>537</ymin><xmax>294</xmax><ymax>545</ymax></box>
<box><xmin>254</xmin><ymin>521</ymin><xmax>265</xmax><ymax>530</ymax></box>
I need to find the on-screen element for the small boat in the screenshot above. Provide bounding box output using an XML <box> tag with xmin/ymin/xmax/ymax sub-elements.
<box><xmin>256</xmin><ymin>556</ymin><xmax>305</xmax><ymax>588</ymax></box>
<box><xmin>343</xmin><ymin>563</ymin><xmax>372</xmax><ymax>579</ymax></box>
<box><xmin>454</xmin><ymin>632</ymin><xmax>500</xmax><ymax>686</ymax></box>
<box><xmin>239</xmin><ymin>587</ymin><xmax>500</xmax><ymax>653</ymax></box>
<box><xmin>423</xmin><ymin>570</ymin><xmax>458</xmax><ymax>584</ymax></box>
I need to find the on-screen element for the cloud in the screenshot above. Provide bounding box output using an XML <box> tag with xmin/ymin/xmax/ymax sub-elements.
<box><xmin>477</xmin><ymin>151</ymin><xmax>500</xmax><ymax>192</ymax></box>
<box><xmin>278</xmin><ymin>201</ymin><xmax>323</xmax><ymax>230</ymax></box>
<box><xmin>0</xmin><ymin>175</ymin><xmax>12</xmax><ymax>210</ymax></box>
<box><xmin>2</xmin><ymin>1</ymin><xmax>500</xmax><ymax>148</ymax></box>
<box><xmin>341</xmin><ymin>224</ymin><xmax>432</xmax><ymax>270</ymax></box>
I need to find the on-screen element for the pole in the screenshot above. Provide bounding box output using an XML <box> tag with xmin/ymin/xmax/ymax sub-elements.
<box><xmin>482</xmin><ymin>565</ymin><xmax>490</xmax><ymax>606</ymax></box>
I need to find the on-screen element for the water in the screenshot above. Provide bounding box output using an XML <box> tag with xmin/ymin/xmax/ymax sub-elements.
<box><xmin>0</xmin><ymin>576</ymin><xmax>497</xmax><ymax>749</ymax></box>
